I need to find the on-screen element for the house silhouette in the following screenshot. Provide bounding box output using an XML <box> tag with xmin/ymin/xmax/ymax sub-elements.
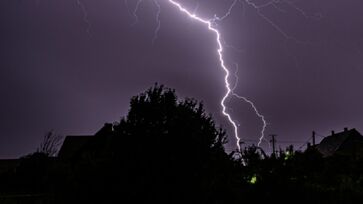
<box><xmin>58</xmin><ymin>123</ymin><xmax>114</xmax><ymax>160</ymax></box>
<box><xmin>316</xmin><ymin>128</ymin><xmax>363</xmax><ymax>158</ymax></box>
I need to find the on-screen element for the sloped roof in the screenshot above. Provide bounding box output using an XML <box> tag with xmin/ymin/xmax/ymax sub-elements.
<box><xmin>317</xmin><ymin>128</ymin><xmax>363</xmax><ymax>157</ymax></box>
<box><xmin>58</xmin><ymin>136</ymin><xmax>92</xmax><ymax>159</ymax></box>
<box><xmin>57</xmin><ymin>124</ymin><xmax>115</xmax><ymax>160</ymax></box>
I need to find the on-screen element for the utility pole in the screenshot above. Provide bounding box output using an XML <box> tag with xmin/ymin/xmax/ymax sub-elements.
<box><xmin>270</xmin><ymin>134</ymin><xmax>277</xmax><ymax>156</ymax></box>
<box><xmin>312</xmin><ymin>131</ymin><xmax>316</xmax><ymax>146</ymax></box>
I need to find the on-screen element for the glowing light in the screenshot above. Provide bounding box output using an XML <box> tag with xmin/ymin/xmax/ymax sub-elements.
<box><xmin>284</xmin><ymin>150</ymin><xmax>294</xmax><ymax>160</ymax></box>
<box><xmin>249</xmin><ymin>175</ymin><xmax>257</xmax><ymax>184</ymax></box>
<box><xmin>167</xmin><ymin>0</ymin><xmax>270</xmax><ymax>151</ymax></box>
<box><xmin>167</xmin><ymin>0</ymin><xmax>242</xmax><ymax>151</ymax></box>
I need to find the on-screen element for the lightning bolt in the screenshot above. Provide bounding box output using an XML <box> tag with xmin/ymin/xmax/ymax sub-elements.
<box><xmin>129</xmin><ymin>0</ymin><xmax>161</xmax><ymax>45</ymax></box>
<box><xmin>124</xmin><ymin>0</ymin><xmax>133</xmax><ymax>17</ymax></box>
<box><xmin>35</xmin><ymin>0</ymin><xmax>340</xmax><ymax>153</ymax></box>
<box><xmin>166</xmin><ymin>0</ymin><xmax>324</xmax><ymax>150</ymax></box>
<box><xmin>213</xmin><ymin>0</ymin><xmax>238</xmax><ymax>22</ymax></box>
<box><xmin>132</xmin><ymin>0</ymin><xmax>143</xmax><ymax>25</ymax></box>
<box><xmin>232</xmin><ymin>95</ymin><xmax>267</xmax><ymax>146</ymax></box>
<box><xmin>242</xmin><ymin>0</ymin><xmax>318</xmax><ymax>45</ymax></box>
<box><xmin>152</xmin><ymin>0</ymin><xmax>161</xmax><ymax>45</ymax></box>
<box><xmin>76</xmin><ymin>0</ymin><xmax>91</xmax><ymax>37</ymax></box>
<box><xmin>282</xmin><ymin>0</ymin><xmax>324</xmax><ymax>20</ymax></box>
<box><xmin>75</xmin><ymin>0</ymin><xmax>316</xmax><ymax>151</ymax></box>
<box><xmin>231</xmin><ymin>63</ymin><xmax>267</xmax><ymax>147</ymax></box>
<box><xmin>167</xmin><ymin>0</ymin><xmax>267</xmax><ymax>151</ymax></box>
<box><xmin>105</xmin><ymin>0</ymin><xmax>316</xmax><ymax>151</ymax></box>
<box><xmin>244</xmin><ymin>0</ymin><xmax>301</xmax><ymax>43</ymax></box>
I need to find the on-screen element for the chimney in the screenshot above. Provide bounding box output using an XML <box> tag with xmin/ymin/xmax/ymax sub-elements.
<box><xmin>331</xmin><ymin>131</ymin><xmax>335</xmax><ymax>136</ymax></box>
<box><xmin>344</xmin><ymin>127</ymin><xmax>348</xmax><ymax>132</ymax></box>
<box><xmin>312</xmin><ymin>131</ymin><xmax>316</xmax><ymax>146</ymax></box>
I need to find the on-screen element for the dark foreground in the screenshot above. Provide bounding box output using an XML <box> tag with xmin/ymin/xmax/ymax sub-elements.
<box><xmin>1</xmin><ymin>85</ymin><xmax>363</xmax><ymax>204</ymax></box>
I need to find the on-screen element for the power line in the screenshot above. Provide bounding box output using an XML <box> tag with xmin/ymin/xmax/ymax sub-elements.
<box><xmin>243</xmin><ymin>139</ymin><xmax>306</xmax><ymax>143</ymax></box>
<box><xmin>315</xmin><ymin>132</ymin><xmax>326</xmax><ymax>138</ymax></box>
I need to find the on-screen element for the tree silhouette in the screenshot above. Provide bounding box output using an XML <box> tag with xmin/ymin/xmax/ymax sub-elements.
<box><xmin>102</xmin><ymin>84</ymin><xmax>241</xmax><ymax>203</ymax></box>
<box><xmin>37</xmin><ymin>130</ymin><xmax>63</xmax><ymax>157</ymax></box>
<box><xmin>114</xmin><ymin>84</ymin><xmax>227</xmax><ymax>154</ymax></box>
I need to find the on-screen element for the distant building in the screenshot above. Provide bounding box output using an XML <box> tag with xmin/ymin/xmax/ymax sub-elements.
<box><xmin>57</xmin><ymin>135</ymin><xmax>93</xmax><ymax>159</ymax></box>
<box><xmin>316</xmin><ymin>128</ymin><xmax>363</xmax><ymax>158</ymax></box>
<box><xmin>58</xmin><ymin>123</ymin><xmax>114</xmax><ymax>160</ymax></box>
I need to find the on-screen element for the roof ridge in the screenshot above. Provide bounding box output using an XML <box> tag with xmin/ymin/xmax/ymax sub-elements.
<box><xmin>333</xmin><ymin>130</ymin><xmax>355</xmax><ymax>152</ymax></box>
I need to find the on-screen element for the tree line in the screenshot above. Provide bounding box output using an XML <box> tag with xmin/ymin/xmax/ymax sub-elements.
<box><xmin>1</xmin><ymin>84</ymin><xmax>363</xmax><ymax>204</ymax></box>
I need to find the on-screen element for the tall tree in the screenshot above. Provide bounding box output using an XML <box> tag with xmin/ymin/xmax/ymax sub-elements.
<box><xmin>109</xmin><ymin>84</ymin><xmax>240</xmax><ymax>203</ymax></box>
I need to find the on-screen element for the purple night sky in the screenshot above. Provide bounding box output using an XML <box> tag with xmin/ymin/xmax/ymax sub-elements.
<box><xmin>0</xmin><ymin>0</ymin><xmax>363</xmax><ymax>158</ymax></box>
